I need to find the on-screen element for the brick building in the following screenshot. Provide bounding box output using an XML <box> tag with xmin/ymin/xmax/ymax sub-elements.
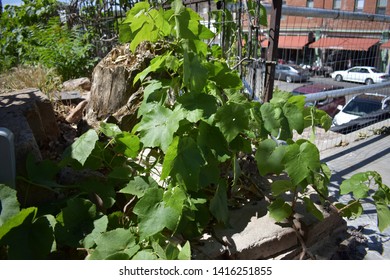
<box><xmin>261</xmin><ymin>0</ymin><xmax>390</xmax><ymax>71</ymax></box>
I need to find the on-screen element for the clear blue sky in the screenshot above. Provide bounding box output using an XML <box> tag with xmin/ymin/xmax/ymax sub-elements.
<box><xmin>2</xmin><ymin>0</ymin><xmax>71</xmax><ymax>6</ymax></box>
<box><xmin>3</xmin><ymin>0</ymin><xmax>23</xmax><ymax>6</ymax></box>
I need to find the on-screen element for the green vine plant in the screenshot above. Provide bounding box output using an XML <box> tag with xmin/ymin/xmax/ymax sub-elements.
<box><xmin>1</xmin><ymin>0</ymin><xmax>389</xmax><ymax>260</ymax></box>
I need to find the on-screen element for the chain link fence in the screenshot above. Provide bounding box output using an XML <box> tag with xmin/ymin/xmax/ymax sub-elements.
<box><xmin>69</xmin><ymin>1</ymin><xmax>390</xmax><ymax>151</ymax></box>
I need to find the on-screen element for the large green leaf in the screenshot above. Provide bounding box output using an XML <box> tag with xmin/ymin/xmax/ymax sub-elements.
<box><xmin>255</xmin><ymin>139</ymin><xmax>286</xmax><ymax>176</ymax></box>
<box><xmin>207</xmin><ymin>61</ymin><xmax>242</xmax><ymax>89</ymax></box>
<box><xmin>122</xmin><ymin>1</ymin><xmax>150</xmax><ymax>25</ymax></box>
<box><xmin>186</xmin><ymin>39</ymin><xmax>209</xmax><ymax>57</ymax></box>
<box><xmin>173</xmin><ymin>0</ymin><xmax>213</xmax><ymax>41</ymax></box>
<box><xmin>108</xmin><ymin>166</ymin><xmax>133</xmax><ymax>180</ymax></box>
<box><xmin>55</xmin><ymin>198</ymin><xmax>98</xmax><ymax>247</ymax></box>
<box><xmin>316</xmin><ymin>163</ymin><xmax>331</xmax><ymax>199</ymax></box>
<box><xmin>197</xmin><ymin>121</ymin><xmax>230</xmax><ymax>161</ymax></box>
<box><xmin>87</xmin><ymin>228</ymin><xmax>139</xmax><ymax>260</ymax></box>
<box><xmin>283</xmin><ymin>141</ymin><xmax>321</xmax><ymax>185</ymax></box>
<box><xmin>100</xmin><ymin>122</ymin><xmax>122</xmax><ymax>138</ymax></box>
<box><xmin>134</xmin><ymin>53</ymin><xmax>169</xmax><ymax>84</ymax></box>
<box><xmin>137</xmin><ymin>105</ymin><xmax>185</xmax><ymax>152</ymax></box>
<box><xmin>178</xmin><ymin>92</ymin><xmax>218</xmax><ymax>122</ymax></box>
<box><xmin>161</xmin><ymin>136</ymin><xmax>205</xmax><ymax>191</ymax></box>
<box><xmin>271</xmin><ymin>180</ymin><xmax>294</xmax><ymax>196</ymax></box>
<box><xmin>375</xmin><ymin>201</ymin><xmax>390</xmax><ymax>232</ymax></box>
<box><xmin>335</xmin><ymin>201</ymin><xmax>363</xmax><ymax>219</ymax></box>
<box><xmin>132</xmin><ymin>250</ymin><xmax>157</xmax><ymax>260</ymax></box>
<box><xmin>125</xmin><ymin>6</ymin><xmax>165</xmax><ymax>52</ymax></box>
<box><xmin>209</xmin><ymin>182</ymin><xmax>229</xmax><ymax>225</ymax></box>
<box><xmin>78</xmin><ymin>179</ymin><xmax>116</xmax><ymax>209</ymax></box>
<box><xmin>82</xmin><ymin>215</ymin><xmax>109</xmax><ymax>249</ymax></box>
<box><xmin>119</xmin><ymin>176</ymin><xmax>159</xmax><ymax>198</ymax></box>
<box><xmin>214</xmin><ymin>102</ymin><xmax>250</xmax><ymax>143</ymax></box>
<box><xmin>163</xmin><ymin>186</ymin><xmax>187</xmax><ymax>216</ymax></box>
<box><xmin>260</xmin><ymin>102</ymin><xmax>281</xmax><ymax>137</ymax></box>
<box><xmin>26</xmin><ymin>155</ymin><xmax>62</xmax><ymax>189</ymax></box>
<box><xmin>0</xmin><ymin>207</ymin><xmax>36</xmax><ymax>241</ymax></box>
<box><xmin>0</xmin><ymin>208</ymin><xmax>56</xmax><ymax>259</ymax></box>
<box><xmin>152</xmin><ymin>241</ymin><xmax>167</xmax><ymax>259</ymax></box>
<box><xmin>283</xmin><ymin>101</ymin><xmax>304</xmax><ymax>134</ymax></box>
<box><xmin>173</xmin><ymin>0</ymin><xmax>196</xmax><ymax>40</ymax></box>
<box><xmin>62</xmin><ymin>129</ymin><xmax>99</xmax><ymax>166</ymax></box>
<box><xmin>267</xmin><ymin>198</ymin><xmax>292</xmax><ymax>222</ymax></box>
<box><xmin>28</xmin><ymin>215</ymin><xmax>57</xmax><ymax>259</ymax></box>
<box><xmin>303</xmin><ymin>197</ymin><xmax>324</xmax><ymax>221</ymax></box>
<box><xmin>199</xmin><ymin>159</ymin><xmax>221</xmax><ymax>188</ymax></box>
<box><xmin>0</xmin><ymin>184</ymin><xmax>20</xmax><ymax>226</ymax></box>
<box><xmin>143</xmin><ymin>80</ymin><xmax>163</xmax><ymax>101</ymax></box>
<box><xmin>175</xmin><ymin>197</ymin><xmax>209</xmax><ymax>239</ymax></box>
<box><xmin>133</xmin><ymin>188</ymin><xmax>180</xmax><ymax>239</ymax></box>
<box><xmin>340</xmin><ymin>172</ymin><xmax>370</xmax><ymax>199</ymax></box>
<box><xmin>259</xmin><ymin>3</ymin><xmax>268</xmax><ymax>27</ymax></box>
<box><xmin>270</xmin><ymin>91</ymin><xmax>292</xmax><ymax>106</ymax></box>
<box><xmin>178</xmin><ymin>241</ymin><xmax>191</xmax><ymax>260</ymax></box>
<box><xmin>183</xmin><ymin>51</ymin><xmax>208</xmax><ymax>92</ymax></box>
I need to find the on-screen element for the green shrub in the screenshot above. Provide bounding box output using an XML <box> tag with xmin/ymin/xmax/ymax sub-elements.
<box><xmin>0</xmin><ymin>1</ymin><xmax>98</xmax><ymax>80</ymax></box>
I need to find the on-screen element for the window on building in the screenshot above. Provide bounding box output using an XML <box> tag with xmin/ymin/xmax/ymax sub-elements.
<box><xmin>307</xmin><ymin>0</ymin><xmax>314</xmax><ymax>8</ymax></box>
<box><xmin>354</xmin><ymin>0</ymin><xmax>364</xmax><ymax>12</ymax></box>
<box><xmin>333</xmin><ymin>0</ymin><xmax>341</xmax><ymax>10</ymax></box>
<box><xmin>376</xmin><ymin>0</ymin><xmax>388</xmax><ymax>14</ymax></box>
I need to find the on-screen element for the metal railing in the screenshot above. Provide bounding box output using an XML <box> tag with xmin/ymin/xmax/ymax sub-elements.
<box><xmin>304</xmin><ymin>81</ymin><xmax>390</xmax><ymax>103</ymax></box>
<box><xmin>263</xmin><ymin>3</ymin><xmax>390</xmax><ymax>23</ymax></box>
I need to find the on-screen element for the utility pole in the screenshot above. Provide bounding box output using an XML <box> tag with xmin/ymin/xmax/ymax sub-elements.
<box><xmin>263</xmin><ymin>0</ymin><xmax>282</xmax><ymax>102</ymax></box>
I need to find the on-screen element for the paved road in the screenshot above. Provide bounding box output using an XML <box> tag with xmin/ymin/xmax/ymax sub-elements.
<box><xmin>321</xmin><ymin>133</ymin><xmax>390</xmax><ymax>259</ymax></box>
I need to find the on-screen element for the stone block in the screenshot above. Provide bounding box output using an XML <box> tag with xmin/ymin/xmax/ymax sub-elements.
<box><xmin>193</xmin><ymin>197</ymin><xmax>347</xmax><ymax>259</ymax></box>
<box><xmin>0</xmin><ymin>89</ymin><xmax>60</xmax><ymax>173</ymax></box>
<box><xmin>62</xmin><ymin>77</ymin><xmax>91</xmax><ymax>91</ymax></box>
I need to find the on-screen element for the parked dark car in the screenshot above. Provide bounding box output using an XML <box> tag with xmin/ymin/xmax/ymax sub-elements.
<box><xmin>275</xmin><ymin>64</ymin><xmax>310</xmax><ymax>83</ymax></box>
<box><xmin>292</xmin><ymin>83</ymin><xmax>346</xmax><ymax>117</ymax></box>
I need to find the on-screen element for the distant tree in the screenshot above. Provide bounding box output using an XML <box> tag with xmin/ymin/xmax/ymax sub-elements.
<box><xmin>0</xmin><ymin>0</ymin><xmax>3</xmax><ymax>16</ymax></box>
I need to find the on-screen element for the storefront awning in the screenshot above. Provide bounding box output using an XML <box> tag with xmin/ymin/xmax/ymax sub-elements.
<box><xmin>278</xmin><ymin>36</ymin><xmax>310</xmax><ymax>49</ymax></box>
<box><xmin>380</xmin><ymin>40</ymin><xmax>390</xmax><ymax>49</ymax></box>
<box><xmin>309</xmin><ymin>37</ymin><xmax>379</xmax><ymax>51</ymax></box>
<box><xmin>261</xmin><ymin>36</ymin><xmax>309</xmax><ymax>49</ymax></box>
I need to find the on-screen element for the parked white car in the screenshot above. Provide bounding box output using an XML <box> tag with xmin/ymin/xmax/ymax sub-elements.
<box><xmin>330</xmin><ymin>66</ymin><xmax>390</xmax><ymax>85</ymax></box>
<box><xmin>332</xmin><ymin>93</ymin><xmax>390</xmax><ymax>126</ymax></box>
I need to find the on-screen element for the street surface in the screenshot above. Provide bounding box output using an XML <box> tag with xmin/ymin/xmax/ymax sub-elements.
<box><xmin>321</xmin><ymin>133</ymin><xmax>390</xmax><ymax>259</ymax></box>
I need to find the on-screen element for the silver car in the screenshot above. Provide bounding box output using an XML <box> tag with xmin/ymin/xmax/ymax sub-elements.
<box><xmin>275</xmin><ymin>64</ymin><xmax>310</xmax><ymax>83</ymax></box>
<box><xmin>330</xmin><ymin>66</ymin><xmax>390</xmax><ymax>85</ymax></box>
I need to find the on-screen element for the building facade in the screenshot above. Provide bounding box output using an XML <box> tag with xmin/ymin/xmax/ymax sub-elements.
<box><xmin>261</xmin><ymin>0</ymin><xmax>390</xmax><ymax>71</ymax></box>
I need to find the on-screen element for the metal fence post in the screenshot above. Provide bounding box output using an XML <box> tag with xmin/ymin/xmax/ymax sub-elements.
<box><xmin>264</xmin><ymin>0</ymin><xmax>282</xmax><ymax>102</ymax></box>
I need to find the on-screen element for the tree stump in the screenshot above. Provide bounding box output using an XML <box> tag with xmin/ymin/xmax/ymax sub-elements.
<box><xmin>85</xmin><ymin>43</ymin><xmax>155</xmax><ymax>130</ymax></box>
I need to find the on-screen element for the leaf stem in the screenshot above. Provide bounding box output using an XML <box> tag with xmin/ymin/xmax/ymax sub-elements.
<box><xmin>337</xmin><ymin>199</ymin><xmax>360</xmax><ymax>214</ymax></box>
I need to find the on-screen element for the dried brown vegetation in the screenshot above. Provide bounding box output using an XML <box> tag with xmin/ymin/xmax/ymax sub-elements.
<box><xmin>0</xmin><ymin>65</ymin><xmax>62</xmax><ymax>95</ymax></box>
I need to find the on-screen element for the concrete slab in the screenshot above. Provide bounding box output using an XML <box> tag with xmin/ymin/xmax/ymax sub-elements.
<box><xmin>193</xmin><ymin>197</ymin><xmax>346</xmax><ymax>260</ymax></box>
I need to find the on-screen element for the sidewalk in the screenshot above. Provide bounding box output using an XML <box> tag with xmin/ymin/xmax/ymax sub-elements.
<box><xmin>320</xmin><ymin>133</ymin><xmax>390</xmax><ymax>259</ymax></box>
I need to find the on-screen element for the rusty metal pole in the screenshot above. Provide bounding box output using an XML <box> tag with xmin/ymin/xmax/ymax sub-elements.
<box><xmin>264</xmin><ymin>0</ymin><xmax>283</xmax><ymax>102</ymax></box>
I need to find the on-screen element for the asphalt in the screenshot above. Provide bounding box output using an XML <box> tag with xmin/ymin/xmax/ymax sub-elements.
<box><xmin>320</xmin><ymin>132</ymin><xmax>390</xmax><ymax>259</ymax></box>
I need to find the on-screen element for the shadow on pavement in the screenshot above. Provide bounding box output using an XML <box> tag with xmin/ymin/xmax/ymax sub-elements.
<box><xmin>321</xmin><ymin>134</ymin><xmax>390</xmax><ymax>259</ymax></box>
